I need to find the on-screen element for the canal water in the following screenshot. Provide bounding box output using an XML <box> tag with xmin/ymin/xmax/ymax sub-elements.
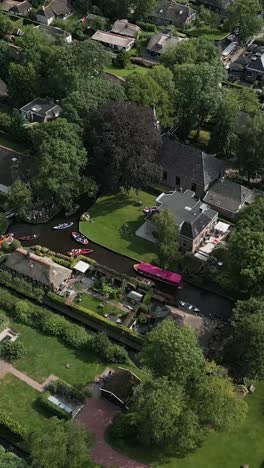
<box><xmin>9</xmin><ymin>211</ymin><xmax>233</xmax><ymax>321</ymax></box>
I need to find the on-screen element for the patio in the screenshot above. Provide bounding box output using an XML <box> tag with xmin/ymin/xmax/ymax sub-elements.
<box><xmin>195</xmin><ymin>221</ymin><xmax>230</xmax><ymax>262</ymax></box>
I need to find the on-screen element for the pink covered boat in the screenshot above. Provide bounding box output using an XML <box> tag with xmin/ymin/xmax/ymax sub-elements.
<box><xmin>134</xmin><ymin>262</ymin><xmax>182</xmax><ymax>287</ymax></box>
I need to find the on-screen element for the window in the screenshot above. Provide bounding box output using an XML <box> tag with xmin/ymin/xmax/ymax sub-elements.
<box><xmin>163</xmin><ymin>171</ymin><xmax>168</xmax><ymax>181</ymax></box>
<box><xmin>176</xmin><ymin>176</ymin><xmax>180</xmax><ymax>185</ymax></box>
<box><xmin>191</xmin><ymin>183</ymin><xmax>196</xmax><ymax>192</ymax></box>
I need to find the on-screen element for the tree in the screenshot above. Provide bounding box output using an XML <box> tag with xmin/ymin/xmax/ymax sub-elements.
<box><xmin>33</xmin><ymin>138</ymin><xmax>87</xmax><ymax>207</ymax></box>
<box><xmin>0</xmin><ymin>15</ymin><xmax>13</xmax><ymax>37</ymax></box>
<box><xmin>8</xmin><ymin>62</ymin><xmax>39</xmax><ymax>105</ymax></box>
<box><xmin>153</xmin><ymin>209</ymin><xmax>180</xmax><ymax>269</ymax></box>
<box><xmin>30</xmin><ymin>417</ymin><xmax>92</xmax><ymax>468</ymax></box>
<box><xmin>237</xmin><ymin>87</ymin><xmax>259</xmax><ymax>113</ymax></box>
<box><xmin>125</xmin><ymin>72</ymin><xmax>173</xmax><ymax>126</ymax></box>
<box><xmin>210</xmin><ymin>89</ymin><xmax>239</xmax><ymax>154</ymax></box>
<box><xmin>193</xmin><ymin>370</ymin><xmax>248</xmax><ymax>431</ymax></box>
<box><xmin>0</xmin><ymin>341</ymin><xmax>27</xmax><ymax>361</ymax></box>
<box><xmin>161</xmin><ymin>37</ymin><xmax>221</xmax><ymax>69</ymax></box>
<box><xmin>226</xmin><ymin>0</ymin><xmax>262</xmax><ymax>42</ymax></box>
<box><xmin>174</xmin><ymin>62</ymin><xmax>224</xmax><ymax>137</ymax></box>
<box><xmin>148</xmin><ymin>65</ymin><xmax>175</xmax><ymax>97</ymax></box>
<box><xmin>225</xmin><ymin>312</ymin><xmax>264</xmax><ymax>379</ymax></box>
<box><xmin>0</xmin><ymin>213</ymin><xmax>7</xmax><ymax>235</ymax></box>
<box><xmin>112</xmin><ymin>377</ymin><xmax>204</xmax><ymax>454</ymax></box>
<box><xmin>139</xmin><ymin>320</ymin><xmax>205</xmax><ymax>386</ymax></box>
<box><xmin>63</xmin><ymin>77</ymin><xmax>126</xmax><ymax>126</ymax></box>
<box><xmin>86</xmin><ymin>102</ymin><xmax>161</xmax><ymax>192</ymax></box>
<box><xmin>237</xmin><ymin>112</ymin><xmax>264</xmax><ymax>183</ymax></box>
<box><xmin>232</xmin><ymin>297</ymin><xmax>264</xmax><ymax>320</ymax></box>
<box><xmin>6</xmin><ymin>180</ymin><xmax>32</xmax><ymax>220</ymax></box>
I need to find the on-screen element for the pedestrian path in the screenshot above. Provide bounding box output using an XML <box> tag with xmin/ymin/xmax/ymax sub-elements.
<box><xmin>0</xmin><ymin>359</ymin><xmax>58</xmax><ymax>392</ymax></box>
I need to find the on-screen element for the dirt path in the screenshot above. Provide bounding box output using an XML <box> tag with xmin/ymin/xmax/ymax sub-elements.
<box><xmin>0</xmin><ymin>359</ymin><xmax>58</xmax><ymax>392</ymax></box>
<box><xmin>77</xmin><ymin>397</ymin><xmax>148</xmax><ymax>468</ymax></box>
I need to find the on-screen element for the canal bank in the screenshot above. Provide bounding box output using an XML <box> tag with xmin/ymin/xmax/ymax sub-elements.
<box><xmin>9</xmin><ymin>213</ymin><xmax>233</xmax><ymax>321</ymax></box>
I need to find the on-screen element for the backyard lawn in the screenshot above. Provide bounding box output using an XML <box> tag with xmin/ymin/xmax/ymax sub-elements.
<box><xmin>74</xmin><ymin>292</ymin><xmax>127</xmax><ymax>318</ymax></box>
<box><xmin>0</xmin><ymin>374</ymin><xmax>48</xmax><ymax>434</ymax></box>
<box><xmin>79</xmin><ymin>190</ymin><xmax>158</xmax><ymax>262</ymax></box>
<box><xmin>104</xmin><ymin>64</ymin><xmax>152</xmax><ymax>78</ymax></box>
<box><xmin>111</xmin><ymin>382</ymin><xmax>264</xmax><ymax>468</ymax></box>
<box><xmin>11</xmin><ymin>320</ymin><xmax>105</xmax><ymax>387</ymax></box>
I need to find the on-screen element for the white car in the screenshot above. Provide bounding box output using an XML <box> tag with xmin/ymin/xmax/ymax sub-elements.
<box><xmin>179</xmin><ymin>301</ymin><xmax>200</xmax><ymax>313</ymax></box>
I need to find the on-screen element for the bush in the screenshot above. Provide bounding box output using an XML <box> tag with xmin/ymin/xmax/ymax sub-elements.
<box><xmin>0</xmin><ymin>271</ymin><xmax>44</xmax><ymax>302</ymax></box>
<box><xmin>47</xmin><ymin>379</ymin><xmax>86</xmax><ymax>404</ymax></box>
<box><xmin>51</xmin><ymin>256</ymin><xmax>71</xmax><ymax>268</ymax></box>
<box><xmin>114</xmin><ymin>51</ymin><xmax>130</xmax><ymax>68</ymax></box>
<box><xmin>37</xmin><ymin>393</ymin><xmax>71</xmax><ymax>420</ymax></box>
<box><xmin>136</xmin><ymin>21</ymin><xmax>157</xmax><ymax>32</ymax></box>
<box><xmin>0</xmin><ymin>311</ymin><xmax>9</xmax><ymax>333</ymax></box>
<box><xmin>0</xmin><ymin>341</ymin><xmax>27</xmax><ymax>361</ymax></box>
<box><xmin>91</xmin><ymin>332</ymin><xmax>128</xmax><ymax>363</ymax></box>
<box><xmin>0</xmin><ymin>411</ymin><xmax>26</xmax><ymax>440</ymax></box>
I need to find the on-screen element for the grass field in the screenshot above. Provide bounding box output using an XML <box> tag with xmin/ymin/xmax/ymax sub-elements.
<box><xmin>110</xmin><ymin>382</ymin><xmax>264</xmax><ymax>468</ymax></box>
<box><xmin>0</xmin><ymin>374</ymin><xmax>48</xmax><ymax>434</ymax></box>
<box><xmin>11</xmin><ymin>320</ymin><xmax>105</xmax><ymax>387</ymax></box>
<box><xmin>79</xmin><ymin>190</ymin><xmax>158</xmax><ymax>262</ymax></box>
<box><xmin>104</xmin><ymin>64</ymin><xmax>151</xmax><ymax>78</ymax></box>
<box><xmin>74</xmin><ymin>293</ymin><xmax>127</xmax><ymax>318</ymax></box>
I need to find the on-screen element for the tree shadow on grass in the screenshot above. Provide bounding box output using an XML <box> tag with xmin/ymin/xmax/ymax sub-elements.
<box><xmin>119</xmin><ymin>218</ymin><xmax>158</xmax><ymax>258</ymax></box>
<box><xmin>89</xmin><ymin>194</ymin><xmax>132</xmax><ymax>218</ymax></box>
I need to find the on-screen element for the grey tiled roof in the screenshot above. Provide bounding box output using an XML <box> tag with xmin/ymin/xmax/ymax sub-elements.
<box><xmin>151</xmin><ymin>0</ymin><xmax>196</xmax><ymax>26</ymax></box>
<box><xmin>203</xmin><ymin>179</ymin><xmax>252</xmax><ymax>213</ymax></box>
<box><xmin>160</xmin><ymin>139</ymin><xmax>225</xmax><ymax>189</ymax></box>
<box><xmin>246</xmin><ymin>54</ymin><xmax>264</xmax><ymax>73</ymax></box>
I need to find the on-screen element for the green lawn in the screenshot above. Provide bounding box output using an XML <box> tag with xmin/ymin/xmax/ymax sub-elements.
<box><xmin>0</xmin><ymin>131</ymin><xmax>28</xmax><ymax>153</ymax></box>
<box><xmin>0</xmin><ymin>374</ymin><xmax>48</xmax><ymax>435</ymax></box>
<box><xmin>74</xmin><ymin>292</ymin><xmax>127</xmax><ymax>317</ymax></box>
<box><xmin>104</xmin><ymin>64</ymin><xmax>151</xmax><ymax>78</ymax></box>
<box><xmin>11</xmin><ymin>320</ymin><xmax>105</xmax><ymax>387</ymax></box>
<box><xmin>186</xmin><ymin>27</ymin><xmax>230</xmax><ymax>41</ymax></box>
<box><xmin>79</xmin><ymin>190</ymin><xmax>158</xmax><ymax>262</ymax></box>
<box><xmin>111</xmin><ymin>382</ymin><xmax>264</xmax><ymax>468</ymax></box>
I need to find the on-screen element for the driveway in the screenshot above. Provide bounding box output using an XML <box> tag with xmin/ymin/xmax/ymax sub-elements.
<box><xmin>77</xmin><ymin>397</ymin><xmax>148</xmax><ymax>468</ymax></box>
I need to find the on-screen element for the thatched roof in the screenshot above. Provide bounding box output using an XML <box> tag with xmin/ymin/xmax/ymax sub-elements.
<box><xmin>5</xmin><ymin>248</ymin><xmax>71</xmax><ymax>289</ymax></box>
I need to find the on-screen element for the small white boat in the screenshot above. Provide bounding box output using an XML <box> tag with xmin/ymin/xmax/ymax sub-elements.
<box><xmin>53</xmin><ymin>222</ymin><xmax>74</xmax><ymax>230</ymax></box>
<box><xmin>179</xmin><ymin>301</ymin><xmax>200</xmax><ymax>313</ymax></box>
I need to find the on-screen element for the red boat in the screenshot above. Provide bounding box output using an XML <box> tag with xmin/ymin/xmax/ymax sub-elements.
<box><xmin>71</xmin><ymin>232</ymin><xmax>88</xmax><ymax>245</ymax></box>
<box><xmin>67</xmin><ymin>248</ymin><xmax>93</xmax><ymax>256</ymax></box>
<box><xmin>134</xmin><ymin>262</ymin><xmax>183</xmax><ymax>287</ymax></box>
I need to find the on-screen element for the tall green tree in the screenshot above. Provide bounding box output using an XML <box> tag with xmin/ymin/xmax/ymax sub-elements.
<box><xmin>226</xmin><ymin>0</ymin><xmax>262</xmax><ymax>41</ymax></box>
<box><xmin>8</xmin><ymin>63</ymin><xmax>39</xmax><ymax>105</ymax></box>
<box><xmin>29</xmin><ymin>417</ymin><xmax>92</xmax><ymax>468</ymax></box>
<box><xmin>237</xmin><ymin>112</ymin><xmax>264</xmax><ymax>183</ymax></box>
<box><xmin>153</xmin><ymin>208</ymin><xmax>180</xmax><ymax>269</ymax></box>
<box><xmin>232</xmin><ymin>297</ymin><xmax>264</xmax><ymax>320</ymax></box>
<box><xmin>125</xmin><ymin>72</ymin><xmax>173</xmax><ymax>126</ymax></box>
<box><xmin>161</xmin><ymin>37</ymin><xmax>221</xmax><ymax>69</ymax></box>
<box><xmin>6</xmin><ymin>180</ymin><xmax>32</xmax><ymax>220</ymax></box>
<box><xmin>0</xmin><ymin>445</ymin><xmax>28</xmax><ymax>467</ymax></box>
<box><xmin>210</xmin><ymin>89</ymin><xmax>239</xmax><ymax>154</ymax></box>
<box><xmin>139</xmin><ymin>319</ymin><xmax>205</xmax><ymax>386</ymax></box>
<box><xmin>86</xmin><ymin>102</ymin><xmax>161</xmax><ymax>192</ymax></box>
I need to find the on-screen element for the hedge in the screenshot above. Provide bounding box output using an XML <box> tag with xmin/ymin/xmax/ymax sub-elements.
<box><xmin>48</xmin><ymin>292</ymin><xmax>143</xmax><ymax>346</ymax></box>
<box><xmin>0</xmin><ymin>270</ymin><xmax>44</xmax><ymax>303</ymax></box>
<box><xmin>37</xmin><ymin>393</ymin><xmax>71</xmax><ymax>420</ymax></box>
<box><xmin>0</xmin><ymin>411</ymin><xmax>26</xmax><ymax>440</ymax></box>
<box><xmin>47</xmin><ymin>379</ymin><xmax>86</xmax><ymax>404</ymax></box>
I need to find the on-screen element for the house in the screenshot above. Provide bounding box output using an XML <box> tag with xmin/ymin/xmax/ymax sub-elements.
<box><xmin>245</xmin><ymin>53</ymin><xmax>264</xmax><ymax>82</ymax></box>
<box><xmin>19</xmin><ymin>97</ymin><xmax>63</xmax><ymax>123</ymax></box>
<box><xmin>5</xmin><ymin>248</ymin><xmax>72</xmax><ymax>290</ymax></box>
<box><xmin>9</xmin><ymin>0</ymin><xmax>32</xmax><ymax>16</ymax></box>
<box><xmin>146</xmin><ymin>31</ymin><xmax>185</xmax><ymax>57</ymax></box>
<box><xmin>194</xmin><ymin>0</ymin><xmax>232</xmax><ymax>14</ymax></box>
<box><xmin>111</xmin><ymin>19</ymin><xmax>141</xmax><ymax>38</ymax></box>
<box><xmin>36</xmin><ymin>0</ymin><xmax>72</xmax><ymax>25</ymax></box>
<box><xmin>100</xmin><ymin>368</ymin><xmax>141</xmax><ymax>409</ymax></box>
<box><xmin>35</xmin><ymin>24</ymin><xmax>72</xmax><ymax>43</ymax></box>
<box><xmin>149</xmin><ymin>0</ymin><xmax>196</xmax><ymax>27</ymax></box>
<box><xmin>160</xmin><ymin>139</ymin><xmax>225</xmax><ymax>198</ymax></box>
<box><xmin>91</xmin><ymin>30</ymin><xmax>134</xmax><ymax>52</ymax></box>
<box><xmin>203</xmin><ymin>179</ymin><xmax>258</xmax><ymax>220</ymax></box>
<box><xmin>144</xmin><ymin>190</ymin><xmax>218</xmax><ymax>253</ymax></box>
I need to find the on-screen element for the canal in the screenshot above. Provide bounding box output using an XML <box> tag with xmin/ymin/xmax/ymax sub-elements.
<box><xmin>9</xmin><ymin>211</ymin><xmax>233</xmax><ymax>321</ymax></box>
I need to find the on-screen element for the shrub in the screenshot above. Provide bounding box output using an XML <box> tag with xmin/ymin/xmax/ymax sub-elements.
<box><xmin>48</xmin><ymin>379</ymin><xmax>86</xmax><ymax>404</ymax></box>
<box><xmin>91</xmin><ymin>332</ymin><xmax>128</xmax><ymax>363</ymax></box>
<box><xmin>62</xmin><ymin>322</ymin><xmax>91</xmax><ymax>349</ymax></box>
<box><xmin>0</xmin><ymin>311</ymin><xmax>9</xmax><ymax>332</ymax></box>
<box><xmin>37</xmin><ymin>393</ymin><xmax>71</xmax><ymax>420</ymax></box>
<box><xmin>1</xmin><ymin>241</ymin><xmax>10</xmax><ymax>252</ymax></box>
<box><xmin>0</xmin><ymin>271</ymin><xmax>44</xmax><ymax>302</ymax></box>
<box><xmin>51</xmin><ymin>256</ymin><xmax>71</xmax><ymax>268</ymax></box>
<box><xmin>0</xmin><ymin>341</ymin><xmax>27</xmax><ymax>361</ymax></box>
<box><xmin>0</xmin><ymin>411</ymin><xmax>26</xmax><ymax>440</ymax></box>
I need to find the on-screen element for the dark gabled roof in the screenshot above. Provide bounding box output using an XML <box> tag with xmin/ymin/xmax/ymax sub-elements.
<box><xmin>197</xmin><ymin>0</ymin><xmax>231</xmax><ymax>10</ymax></box>
<box><xmin>37</xmin><ymin>6</ymin><xmax>54</xmax><ymax>18</ymax></box>
<box><xmin>37</xmin><ymin>0</ymin><xmax>71</xmax><ymax>18</ymax></box>
<box><xmin>160</xmin><ymin>139</ymin><xmax>225</xmax><ymax>188</ymax></box>
<box><xmin>203</xmin><ymin>179</ymin><xmax>252</xmax><ymax>213</ymax></box>
<box><xmin>20</xmin><ymin>97</ymin><xmax>62</xmax><ymax>119</ymax></box>
<box><xmin>10</xmin><ymin>0</ymin><xmax>32</xmax><ymax>14</ymax></box>
<box><xmin>151</xmin><ymin>0</ymin><xmax>196</xmax><ymax>26</ymax></box>
<box><xmin>246</xmin><ymin>54</ymin><xmax>264</xmax><ymax>73</ymax></box>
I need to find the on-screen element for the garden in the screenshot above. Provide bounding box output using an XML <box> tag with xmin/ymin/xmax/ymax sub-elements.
<box><xmin>79</xmin><ymin>189</ymin><xmax>158</xmax><ymax>262</ymax></box>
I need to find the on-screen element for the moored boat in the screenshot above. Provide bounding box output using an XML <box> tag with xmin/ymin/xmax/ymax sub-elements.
<box><xmin>134</xmin><ymin>262</ymin><xmax>182</xmax><ymax>287</ymax></box>
<box><xmin>53</xmin><ymin>222</ymin><xmax>74</xmax><ymax>230</ymax></box>
<box><xmin>67</xmin><ymin>248</ymin><xmax>93</xmax><ymax>256</ymax></box>
<box><xmin>65</xmin><ymin>205</ymin><xmax>80</xmax><ymax>217</ymax></box>
<box><xmin>71</xmin><ymin>232</ymin><xmax>89</xmax><ymax>245</ymax></box>
<box><xmin>17</xmin><ymin>234</ymin><xmax>39</xmax><ymax>241</ymax></box>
